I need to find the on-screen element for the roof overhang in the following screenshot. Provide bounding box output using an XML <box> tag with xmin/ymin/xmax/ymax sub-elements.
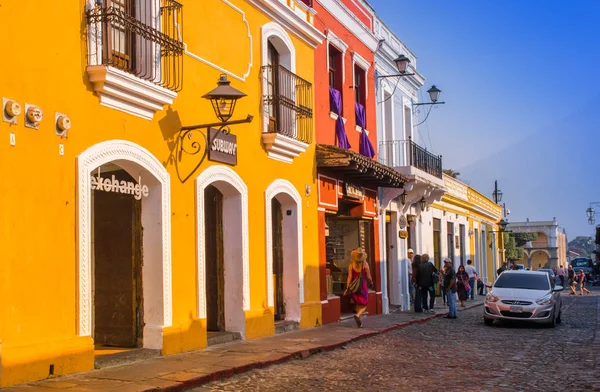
<box><xmin>316</xmin><ymin>144</ymin><xmax>409</xmax><ymax>188</ymax></box>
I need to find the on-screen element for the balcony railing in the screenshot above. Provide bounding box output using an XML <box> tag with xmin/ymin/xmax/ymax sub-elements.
<box><xmin>262</xmin><ymin>65</ymin><xmax>313</xmax><ymax>144</ymax></box>
<box><xmin>379</xmin><ymin>137</ymin><xmax>443</xmax><ymax>178</ymax></box>
<box><xmin>86</xmin><ymin>0</ymin><xmax>184</xmax><ymax>92</ymax></box>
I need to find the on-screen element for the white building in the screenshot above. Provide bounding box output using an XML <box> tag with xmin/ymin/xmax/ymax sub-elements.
<box><xmin>369</xmin><ymin>12</ymin><xmax>447</xmax><ymax>313</ymax></box>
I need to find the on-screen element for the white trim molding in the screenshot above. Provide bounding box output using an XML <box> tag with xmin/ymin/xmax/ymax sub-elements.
<box><xmin>87</xmin><ymin>66</ymin><xmax>177</xmax><ymax>120</ymax></box>
<box><xmin>261</xmin><ymin>133</ymin><xmax>309</xmax><ymax>163</ymax></box>
<box><xmin>352</xmin><ymin>51</ymin><xmax>371</xmax><ymax>73</ymax></box>
<box><xmin>248</xmin><ymin>0</ymin><xmax>325</xmax><ymax>48</ymax></box>
<box><xmin>196</xmin><ymin>165</ymin><xmax>250</xmax><ymax>321</ymax></box>
<box><xmin>265</xmin><ymin>180</ymin><xmax>305</xmax><ymax>319</ymax></box>
<box><xmin>183</xmin><ymin>0</ymin><xmax>253</xmax><ymax>82</ymax></box>
<box><xmin>260</xmin><ymin>23</ymin><xmax>309</xmax><ymax>163</ymax></box>
<box><xmin>77</xmin><ymin>140</ymin><xmax>172</xmax><ymax>349</ymax></box>
<box><xmin>316</xmin><ymin>0</ymin><xmax>379</xmax><ymax>51</ymax></box>
<box><xmin>85</xmin><ymin>0</ymin><xmax>178</xmax><ymax>120</ymax></box>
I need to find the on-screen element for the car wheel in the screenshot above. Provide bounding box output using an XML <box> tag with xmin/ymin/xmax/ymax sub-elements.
<box><xmin>484</xmin><ymin>318</ymin><xmax>494</xmax><ymax>326</ymax></box>
<box><xmin>547</xmin><ymin>312</ymin><xmax>556</xmax><ymax>328</ymax></box>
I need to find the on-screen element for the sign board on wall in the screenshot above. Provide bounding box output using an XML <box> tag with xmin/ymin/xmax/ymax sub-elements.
<box><xmin>344</xmin><ymin>182</ymin><xmax>364</xmax><ymax>200</ymax></box>
<box><xmin>208</xmin><ymin>128</ymin><xmax>237</xmax><ymax>166</ymax></box>
<box><xmin>398</xmin><ymin>215</ymin><xmax>407</xmax><ymax>229</ymax></box>
<box><xmin>399</xmin><ymin>230</ymin><xmax>409</xmax><ymax>239</ymax></box>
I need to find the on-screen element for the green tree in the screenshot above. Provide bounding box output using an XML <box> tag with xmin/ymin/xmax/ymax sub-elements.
<box><xmin>512</xmin><ymin>232</ymin><xmax>538</xmax><ymax>247</ymax></box>
<box><xmin>504</xmin><ymin>233</ymin><xmax>522</xmax><ymax>261</ymax></box>
<box><xmin>442</xmin><ymin>169</ymin><xmax>460</xmax><ymax>178</ymax></box>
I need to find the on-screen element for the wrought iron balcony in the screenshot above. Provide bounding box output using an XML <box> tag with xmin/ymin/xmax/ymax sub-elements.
<box><xmin>262</xmin><ymin>65</ymin><xmax>313</xmax><ymax>144</ymax></box>
<box><xmin>86</xmin><ymin>0</ymin><xmax>184</xmax><ymax>92</ymax></box>
<box><xmin>379</xmin><ymin>137</ymin><xmax>443</xmax><ymax>178</ymax></box>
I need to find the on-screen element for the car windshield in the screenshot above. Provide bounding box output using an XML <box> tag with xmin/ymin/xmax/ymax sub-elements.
<box><xmin>494</xmin><ymin>273</ymin><xmax>549</xmax><ymax>290</ymax></box>
<box><xmin>571</xmin><ymin>259</ymin><xmax>592</xmax><ymax>268</ymax></box>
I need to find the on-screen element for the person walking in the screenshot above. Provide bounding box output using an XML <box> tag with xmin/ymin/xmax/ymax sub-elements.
<box><xmin>411</xmin><ymin>254</ymin><xmax>423</xmax><ymax>313</ymax></box>
<box><xmin>456</xmin><ymin>265</ymin><xmax>470</xmax><ymax>307</ymax></box>
<box><xmin>419</xmin><ymin>254</ymin><xmax>437</xmax><ymax>313</ymax></box>
<box><xmin>557</xmin><ymin>265</ymin><xmax>565</xmax><ymax>287</ymax></box>
<box><xmin>344</xmin><ymin>248</ymin><xmax>373</xmax><ymax>328</ymax></box>
<box><xmin>407</xmin><ymin>248</ymin><xmax>415</xmax><ymax>306</ymax></box>
<box><xmin>577</xmin><ymin>269</ymin><xmax>591</xmax><ymax>296</ymax></box>
<box><xmin>465</xmin><ymin>259</ymin><xmax>477</xmax><ymax>300</ymax></box>
<box><xmin>438</xmin><ymin>268</ymin><xmax>447</xmax><ymax>305</ymax></box>
<box><xmin>443</xmin><ymin>258</ymin><xmax>457</xmax><ymax>319</ymax></box>
<box><xmin>568</xmin><ymin>265</ymin><xmax>576</xmax><ymax>295</ymax></box>
<box><xmin>496</xmin><ymin>262</ymin><xmax>507</xmax><ymax>276</ymax></box>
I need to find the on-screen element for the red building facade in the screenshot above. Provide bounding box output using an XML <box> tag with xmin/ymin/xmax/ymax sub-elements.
<box><xmin>311</xmin><ymin>0</ymin><xmax>407</xmax><ymax>324</ymax></box>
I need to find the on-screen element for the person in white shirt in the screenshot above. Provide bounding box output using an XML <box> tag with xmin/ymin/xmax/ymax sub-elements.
<box><xmin>464</xmin><ymin>259</ymin><xmax>477</xmax><ymax>300</ymax></box>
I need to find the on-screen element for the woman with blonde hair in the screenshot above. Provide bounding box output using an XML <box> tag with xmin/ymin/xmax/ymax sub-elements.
<box><xmin>344</xmin><ymin>248</ymin><xmax>373</xmax><ymax>328</ymax></box>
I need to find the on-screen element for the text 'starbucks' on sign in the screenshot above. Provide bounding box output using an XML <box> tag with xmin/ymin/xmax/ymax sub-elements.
<box><xmin>90</xmin><ymin>173</ymin><xmax>149</xmax><ymax>200</ymax></box>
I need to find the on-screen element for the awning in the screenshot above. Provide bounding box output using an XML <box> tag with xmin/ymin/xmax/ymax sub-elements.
<box><xmin>316</xmin><ymin>144</ymin><xmax>409</xmax><ymax>188</ymax></box>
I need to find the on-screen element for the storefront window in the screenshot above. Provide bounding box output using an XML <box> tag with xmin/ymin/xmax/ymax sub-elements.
<box><xmin>325</xmin><ymin>213</ymin><xmax>373</xmax><ymax>297</ymax></box>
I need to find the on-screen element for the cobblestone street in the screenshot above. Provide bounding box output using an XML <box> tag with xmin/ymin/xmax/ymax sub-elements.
<box><xmin>194</xmin><ymin>292</ymin><xmax>600</xmax><ymax>392</ymax></box>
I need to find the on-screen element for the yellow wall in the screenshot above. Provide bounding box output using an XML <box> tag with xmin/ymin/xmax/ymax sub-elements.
<box><xmin>0</xmin><ymin>0</ymin><xmax>320</xmax><ymax>386</ymax></box>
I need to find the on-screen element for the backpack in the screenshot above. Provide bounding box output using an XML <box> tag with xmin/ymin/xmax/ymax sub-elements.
<box><xmin>432</xmin><ymin>271</ymin><xmax>439</xmax><ymax>284</ymax></box>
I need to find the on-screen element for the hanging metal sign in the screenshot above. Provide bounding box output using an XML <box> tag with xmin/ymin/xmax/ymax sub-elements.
<box><xmin>208</xmin><ymin>128</ymin><xmax>237</xmax><ymax>166</ymax></box>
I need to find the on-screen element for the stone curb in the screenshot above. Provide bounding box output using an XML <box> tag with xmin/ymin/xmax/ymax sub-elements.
<box><xmin>151</xmin><ymin>302</ymin><xmax>484</xmax><ymax>392</ymax></box>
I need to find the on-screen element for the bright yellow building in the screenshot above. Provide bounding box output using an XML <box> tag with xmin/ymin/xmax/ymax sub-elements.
<box><xmin>0</xmin><ymin>0</ymin><xmax>324</xmax><ymax>386</ymax></box>
<box><xmin>429</xmin><ymin>175</ymin><xmax>504</xmax><ymax>284</ymax></box>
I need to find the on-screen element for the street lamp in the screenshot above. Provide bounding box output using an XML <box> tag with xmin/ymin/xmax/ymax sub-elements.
<box><xmin>586</xmin><ymin>202</ymin><xmax>600</xmax><ymax>225</ymax></box>
<box><xmin>202</xmin><ymin>74</ymin><xmax>247</xmax><ymax>122</ymax></box>
<box><xmin>492</xmin><ymin>180</ymin><xmax>503</xmax><ymax>204</ymax></box>
<box><xmin>176</xmin><ymin>74</ymin><xmax>254</xmax><ymax>183</ymax></box>
<box><xmin>400</xmin><ymin>190</ymin><xmax>407</xmax><ymax>205</ymax></box>
<box><xmin>393</xmin><ymin>54</ymin><xmax>411</xmax><ymax>75</ymax></box>
<box><xmin>419</xmin><ymin>197</ymin><xmax>427</xmax><ymax>212</ymax></box>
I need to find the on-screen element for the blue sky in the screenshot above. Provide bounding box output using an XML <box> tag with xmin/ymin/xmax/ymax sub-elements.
<box><xmin>367</xmin><ymin>0</ymin><xmax>600</xmax><ymax>239</ymax></box>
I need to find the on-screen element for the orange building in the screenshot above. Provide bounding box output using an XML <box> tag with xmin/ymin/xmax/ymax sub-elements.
<box><xmin>311</xmin><ymin>0</ymin><xmax>408</xmax><ymax>324</ymax></box>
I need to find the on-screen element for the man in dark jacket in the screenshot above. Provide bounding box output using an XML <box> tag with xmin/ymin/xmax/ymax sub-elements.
<box><xmin>418</xmin><ymin>254</ymin><xmax>438</xmax><ymax>313</ymax></box>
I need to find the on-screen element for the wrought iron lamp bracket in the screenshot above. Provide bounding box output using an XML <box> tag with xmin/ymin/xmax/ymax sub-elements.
<box><xmin>175</xmin><ymin>115</ymin><xmax>253</xmax><ymax>183</ymax></box>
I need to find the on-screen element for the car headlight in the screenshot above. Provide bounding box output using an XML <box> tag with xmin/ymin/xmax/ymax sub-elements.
<box><xmin>536</xmin><ymin>293</ymin><xmax>553</xmax><ymax>305</ymax></box>
<box><xmin>485</xmin><ymin>292</ymin><xmax>499</xmax><ymax>303</ymax></box>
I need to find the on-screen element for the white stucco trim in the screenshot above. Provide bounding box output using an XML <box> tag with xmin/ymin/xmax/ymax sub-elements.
<box><xmin>85</xmin><ymin>0</ymin><xmax>176</xmax><ymax>120</ymax></box>
<box><xmin>352</xmin><ymin>51</ymin><xmax>371</xmax><ymax>73</ymax></box>
<box><xmin>327</xmin><ymin>30</ymin><xmax>347</xmax><ymax>84</ymax></box>
<box><xmin>77</xmin><ymin>140</ymin><xmax>172</xmax><ymax>350</ymax></box>
<box><xmin>247</xmin><ymin>0</ymin><xmax>325</xmax><ymax>48</ymax></box>
<box><xmin>327</xmin><ymin>30</ymin><xmax>349</xmax><ymax>53</ymax></box>
<box><xmin>183</xmin><ymin>0</ymin><xmax>252</xmax><ymax>82</ymax></box>
<box><xmin>316</xmin><ymin>0</ymin><xmax>379</xmax><ymax>51</ymax></box>
<box><xmin>265</xmin><ymin>180</ymin><xmax>304</xmax><ymax>321</ymax></box>
<box><xmin>196</xmin><ymin>165</ymin><xmax>250</xmax><ymax>324</ymax></box>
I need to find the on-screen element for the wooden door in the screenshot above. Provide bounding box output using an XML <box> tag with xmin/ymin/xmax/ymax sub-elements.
<box><xmin>272</xmin><ymin>198</ymin><xmax>285</xmax><ymax>321</ymax></box>
<box><xmin>94</xmin><ymin>169</ymin><xmax>142</xmax><ymax>348</ymax></box>
<box><xmin>385</xmin><ymin>213</ymin><xmax>392</xmax><ymax>300</ymax></box>
<box><xmin>205</xmin><ymin>185</ymin><xmax>225</xmax><ymax>332</ymax></box>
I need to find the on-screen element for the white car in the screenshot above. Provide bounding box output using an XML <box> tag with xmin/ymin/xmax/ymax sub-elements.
<box><xmin>484</xmin><ymin>270</ymin><xmax>563</xmax><ymax>327</ymax></box>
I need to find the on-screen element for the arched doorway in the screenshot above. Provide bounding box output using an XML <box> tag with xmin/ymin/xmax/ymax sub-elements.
<box><xmin>196</xmin><ymin>166</ymin><xmax>249</xmax><ymax>341</ymax></box>
<box><xmin>78</xmin><ymin>140</ymin><xmax>173</xmax><ymax>359</ymax></box>
<box><xmin>204</xmin><ymin>185</ymin><xmax>225</xmax><ymax>332</ymax></box>
<box><xmin>266</xmin><ymin>180</ymin><xmax>303</xmax><ymax>330</ymax></box>
<box><xmin>92</xmin><ymin>165</ymin><xmax>144</xmax><ymax>349</ymax></box>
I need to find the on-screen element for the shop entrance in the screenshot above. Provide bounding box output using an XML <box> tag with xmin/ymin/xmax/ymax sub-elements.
<box><xmin>272</xmin><ymin>198</ymin><xmax>285</xmax><ymax>321</ymax></box>
<box><xmin>93</xmin><ymin>168</ymin><xmax>143</xmax><ymax>349</ymax></box>
<box><xmin>325</xmin><ymin>201</ymin><xmax>374</xmax><ymax>318</ymax></box>
<box><xmin>205</xmin><ymin>185</ymin><xmax>225</xmax><ymax>332</ymax></box>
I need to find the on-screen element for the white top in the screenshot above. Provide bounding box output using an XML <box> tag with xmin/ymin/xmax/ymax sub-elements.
<box><xmin>465</xmin><ymin>265</ymin><xmax>477</xmax><ymax>278</ymax></box>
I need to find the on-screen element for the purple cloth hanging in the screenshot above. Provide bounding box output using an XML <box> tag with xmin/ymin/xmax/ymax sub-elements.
<box><xmin>356</xmin><ymin>102</ymin><xmax>375</xmax><ymax>158</ymax></box>
<box><xmin>329</xmin><ymin>87</ymin><xmax>351</xmax><ymax>149</ymax></box>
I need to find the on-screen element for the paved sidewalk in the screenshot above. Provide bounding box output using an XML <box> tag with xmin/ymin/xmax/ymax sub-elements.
<box><xmin>6</xmin><ymin>298</ymin><xmax>484</xmax><ymax>392</ymax></box>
